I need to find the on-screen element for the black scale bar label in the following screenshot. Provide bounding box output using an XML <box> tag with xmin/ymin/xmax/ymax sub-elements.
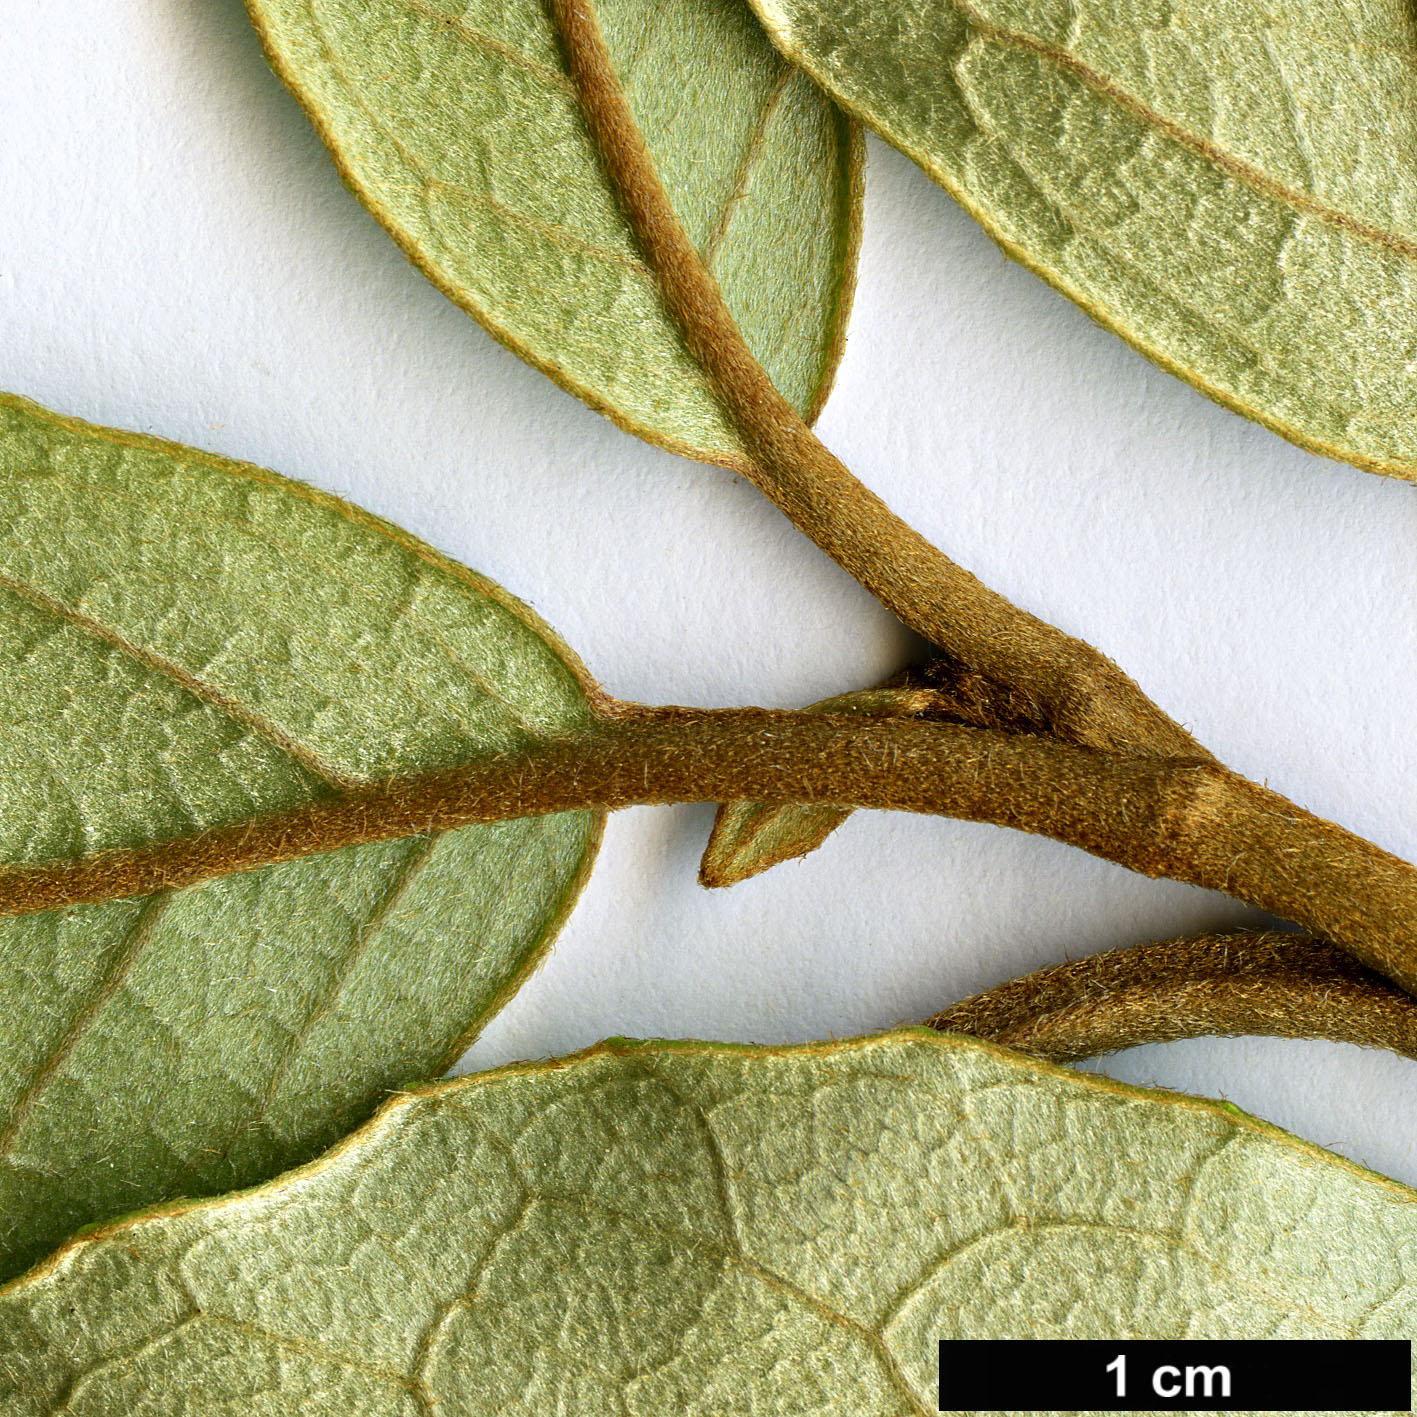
<box><xmin>938</xmin><ymin>1339</ymin><xmax>1412</xmax><ymax>1412</ymax></box>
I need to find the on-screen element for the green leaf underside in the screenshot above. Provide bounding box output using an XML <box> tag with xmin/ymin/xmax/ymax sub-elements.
<box><xmin>0</xmin><ymin>393</ymin><xmax>600</xmax><ymax>1282</ymax></box>
<box><xmin>5</xmin><ymin>1033</ymin><xmax>1416</xmax><ymax>1416</ymax></box>
<box><xmin>750</xmin><ymin>0</ymin><xmax>1417</xmax><ymax>480</ymax></box>
<box><xmin>244</xmin><ymin>0</ymin><xmax>861</xmax><ymax>467</ymax></box>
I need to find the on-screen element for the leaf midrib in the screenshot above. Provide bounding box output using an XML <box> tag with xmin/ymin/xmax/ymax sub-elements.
<box><xmin>295</xmin><ymin>0</ymin><xmax>846</xmax><ymax>455</ymax></box>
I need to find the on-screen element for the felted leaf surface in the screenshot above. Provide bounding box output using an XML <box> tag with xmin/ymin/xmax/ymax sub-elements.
<box><xmin>4</xmin><ymin>1031</ymin><xmax>1415</xmax><ymax>1416</ymax></box>
<box><xmin>0</xmin><ymin>393</ymin><xmax>601</xmax><ymax>1283</ymax></box>
<box><xmin>749</xmin><ymin>0</ymin><xmax>1417</xmax><ymax>480</ymax></box>
<box><xmin>244</xmin><ymin>0</ymin><xmax>862</xmax><ymax>468</ymax></box>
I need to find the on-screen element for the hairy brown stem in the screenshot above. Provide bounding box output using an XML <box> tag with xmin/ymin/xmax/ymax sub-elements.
<box><xmin>541</xmin><ymin>1</ymin><xmax>1417</xmax><ymax>1022</ymax></box>
<box><xmin>700</xmin><ymin>654</ymin><xmax>1055</xmax><ymax>886</ymax></box>
<box><xmin>6</xmin><ymin>705</ymin><xmax>1417</xmax><ymax>993</ymax></box>
<box><xmin>550</xmin><ymin>0</ymin><xmax>1203</xmax><ymax>760</ymax></box>
<box><xmin>930</xmin><ymin>931</ymin><xmax>1417</xmax><ymax>1063</ymax></box>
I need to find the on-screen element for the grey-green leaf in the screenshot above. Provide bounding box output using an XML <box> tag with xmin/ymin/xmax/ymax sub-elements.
<box><xmin>4</xmin><ymin>1031</ymin><xmax>1415</xmax><ymax>1414</ymax></box>
<box><xmin>0</xmin><ymin>393</ymin><xmax>601</xmax><ymax>1283</ymax></box>
<box><xmin>700</xmin><ymin>686</ymin><xmax>925</xmax><ymax>886</ymax></box>
<box><xmin>749</xmin><ymin>0</ymin><xmax>1417</xmax><ymax>480</ymax></box>
<box><xmin>244</xmin><ymin>0</ymin><xmax>862</xmax><ymax>469</ymax></box>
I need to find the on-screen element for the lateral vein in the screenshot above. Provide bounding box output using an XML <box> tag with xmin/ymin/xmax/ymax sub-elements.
<box><xmin>0</xmin><ymin>893</ymin><xmax>175</xmax><ymax>1166</ymax></box>
<box><xmin>397</xmin><ymin>0</ymin><xmax>576</xmax><ymax>94</ymax></box>
<box><xmin>704</xmin><ymin>67</ymin><xmax>795</xmax><ymax>270</ymax></box>
<box><xmin>0</xmin><ymin>572</ymin><xmax>356</xmax><ymax>791</ymax></box>
<box><xmin>950</xmin><ymin>0</ymin><xmax>1417</xmax><ymax>262</ymax></box>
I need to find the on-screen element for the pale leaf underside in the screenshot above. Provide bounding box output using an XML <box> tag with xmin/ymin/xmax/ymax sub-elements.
<box><xmin>0</xmin><ymin>394</ymin><xmax>600</xmax><ymax>1282</ymax></box>
<box><xmin>244</xmin><ymin>0</ymin><xmax>862</xmax><ymax>467</ymax></box>
<box><xmin>3</xmin><ymin>1032</ymin><xmax>1415</xmax><ymax>1414</ymax></box>
<box><xmin>750</xmin><ymin>0</ymin><xmax>1417</xmax><ymax>479</ymax></box>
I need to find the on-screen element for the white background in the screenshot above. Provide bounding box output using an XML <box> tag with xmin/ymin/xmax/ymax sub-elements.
<box><xmin>5</xmin><ymin>2</ymin><xmax>1417</xmax><ymax>1181</ymax></box>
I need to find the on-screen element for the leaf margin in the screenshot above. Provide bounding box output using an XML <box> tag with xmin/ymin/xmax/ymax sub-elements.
<box><xmin>240</xmin><ymin>0</ymin><xmax>867</xmax><ymax>474</ymax></box>
<box><xmin>8</xmin><ymin>1022</ymin><xmax>1415</xmax><ymax>1302</ymax></box>
<box><xmin>0</xmin><ymin>387</ymin><xmax>608</xmax><ymax>1277</ymax></box>
<box><xmin>745</xmin><ymin>0</ymin><xmax>1417</xmax><ymax>482</ymax></box>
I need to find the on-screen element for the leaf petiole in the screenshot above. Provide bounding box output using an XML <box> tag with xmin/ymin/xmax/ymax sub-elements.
<box><xmin>932</xmin><ymin>930</ymin><xmax>1417</xmax><ymax>1063</ymax></box>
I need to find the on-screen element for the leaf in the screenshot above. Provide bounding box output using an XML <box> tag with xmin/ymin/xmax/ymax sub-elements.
<box><xmin>0</xmin><ymin>392</ymin><xmax>602</xmax><ymax>1283</ymax></box>
<box><xmin>748</xmin><ymin>0</ymin><xmax>1417</xmax><ymax>481</ymax></box>
<box><xmin>701</xmin><ymin>796</ymin><xmax>854</xmax><ymax>885</ymax></box>
<box><xmin>243</xmin><ymin>0</ymin><xmax>862</xmax><ymax>469</ymax></box>
<box><xmin>5</xmin><ymin>1030</ymin><xmax>1416</xmax><ymax>1414</ymax></box>
<box><xmin>700</xmin><ymin>685</ymin><xmax>929</xmax><ymax>887</ymax></box>
<box><xmin>702</xmin><ymin>661</ymin><xmax>1052</xmax><ymax>886</ymax></box>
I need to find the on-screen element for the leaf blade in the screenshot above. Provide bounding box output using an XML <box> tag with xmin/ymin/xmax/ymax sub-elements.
<box><xmin>748</xmin><ymin>0</ymin><xmax>1417</xmax><ymax>480</ymax></box>
<box><xmin>0</xmin><ymin>393</ymin><xmax>601</xmax><ymax>1282</ymax></box>
<box><xmin>242</xmin><ymin>0</ymin><xmax>862</xmax><ymax>466</ymax></box>
<box><xmin>699</xmin><ymin>687</ymin><xmax>926</xmax><ymax>886</ymax></box>
<box><xmin>4</xmin><ymin>1031</ymin><xmax>1416</xmax><ymax>1413</ymax></box>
